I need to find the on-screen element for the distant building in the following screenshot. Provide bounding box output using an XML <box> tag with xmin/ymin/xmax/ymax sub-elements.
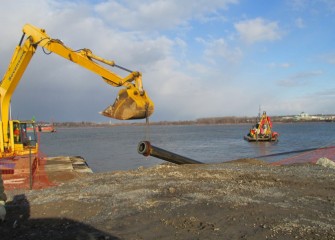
<box><xmin>294</xmin><ymin>112</ymin><xmax>310</xmax><ymax>120</ymax></box>
<box><xmin>294</xmin><ymin>112</ymin><xmax>326</xmax><ymax>121</ymax></box>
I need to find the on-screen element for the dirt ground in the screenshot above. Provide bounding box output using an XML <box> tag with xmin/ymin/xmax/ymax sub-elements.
<box><xmin>1</xmin><ymin>158</ymin><xmax>335</xmax><ymax>240</ymax></box>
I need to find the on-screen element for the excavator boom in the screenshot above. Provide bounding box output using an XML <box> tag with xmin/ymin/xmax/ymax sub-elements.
<box><xmin>0</xmin><ymin>23</ymin><xmax>154</xmax><ymax>157</ymax></box>
<box><xmin>20</xmin><ymin>24</ymin><xmax>154</xmax><ymax>120</ymax></box>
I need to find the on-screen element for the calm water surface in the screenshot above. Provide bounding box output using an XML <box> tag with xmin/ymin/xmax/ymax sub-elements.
<box><xmin>39</xmin><ymin>122</ymin><xmax>335</xmax><ymax>172</ymax></box>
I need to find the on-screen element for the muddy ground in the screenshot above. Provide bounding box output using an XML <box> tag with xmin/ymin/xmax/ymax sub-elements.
<box><xmin>1</xmin><ymin>159</ymin><xmax>335</xmax><ymax>240</ymax></box>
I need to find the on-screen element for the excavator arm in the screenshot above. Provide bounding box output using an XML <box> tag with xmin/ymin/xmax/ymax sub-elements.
<box><xmin>22</xmin><ymin>24</ymin><xmax>143</xmax><ymax>88</ymax></box>
<box><xmin>21</xmin><ymin>24</ymin><xmax>154</xmax><ymax>119</ymax></box>
<box><xmin>0</xmin><ymin>23</ymin><xmax>154</xmax><ymax>155</ymax></box>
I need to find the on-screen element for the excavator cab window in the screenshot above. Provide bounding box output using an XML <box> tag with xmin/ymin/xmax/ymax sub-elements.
<box><xmin>22</xmin><ymin>122</ymin><xmax>37</xmax><ymax>147</ymax></box>
<box><xmin>13</xmin><ymin>121</ymin><xmax>37</xmax><ymax>147</ymax></box>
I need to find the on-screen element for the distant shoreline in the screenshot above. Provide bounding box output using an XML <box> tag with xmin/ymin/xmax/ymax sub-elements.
<box><xmin>49</xmin><ymin>116</ymin><xmax>335</xmax><ymax>128</ymax></box>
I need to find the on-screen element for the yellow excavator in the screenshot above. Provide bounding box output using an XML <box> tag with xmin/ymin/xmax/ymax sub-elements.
<box><xmin>0</xmin><ymin>24</ymin><xmax>154</xmax><ymax>157</ymax></box>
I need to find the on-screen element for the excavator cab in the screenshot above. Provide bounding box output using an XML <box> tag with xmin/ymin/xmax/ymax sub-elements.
<box><xmin>10</xmin><ymin>120</ymin><xmax>38</xmax><ymax>155</ymax></box>
<box><xmin>101</xmin><ymin>84</ymin><xmax>154</xmax><ymax>120</ymax></box>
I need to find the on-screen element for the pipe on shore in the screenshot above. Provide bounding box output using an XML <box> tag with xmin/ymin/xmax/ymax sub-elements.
<box><xmin>137</xmin><ymin>141</ymin><xmax>203</xmax><ymax>165</ymax></box>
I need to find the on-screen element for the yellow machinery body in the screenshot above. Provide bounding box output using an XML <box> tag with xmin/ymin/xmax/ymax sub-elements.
<box><xmin>0</xmin><ymin>24</ymin><xmax>154</xmax><ymax>157</ymax></box>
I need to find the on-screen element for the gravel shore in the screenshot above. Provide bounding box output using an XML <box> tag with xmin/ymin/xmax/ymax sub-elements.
<box><xmin>1</xmin><ymin>158</ymin><xmax>335</xmax><ymax>239</ymax></box>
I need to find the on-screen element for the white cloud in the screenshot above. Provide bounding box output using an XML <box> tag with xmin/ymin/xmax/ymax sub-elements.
<box><xmin>0</xmin><ymin>0</ymin><xmax>334</xmax><ymax>122</ymax></box>
<box><xmin>201</xmin><ymin>38</ymin><xmax>243</xmax><ymax>64</ymax></box>
<box><xmin>95</xmin><ymin>0</ymin><xmax>238</xmax><ymax>31</ymax></box>
<box><xmin>277</xmin><ymin>70</ymin><xmax>323</xmax><ymax>87</ymax></box>
<box><xmin>234</xmin><ymin>18</ymin><xmax>283</xmax><ymax>44</ymax></box>
<box><xmin>288</xmin><ymin>0</ymin><xmax>335</xmax><ymax>13</ymax></box>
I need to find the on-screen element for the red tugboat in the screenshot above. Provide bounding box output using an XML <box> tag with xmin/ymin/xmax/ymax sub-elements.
<box><xmin>36</xmin><ymin>123</ymin><xmax>56</xmax><ymax>133</ymax></box>
<box><xmin>26</xmin><ymin>123</ymin><xmax>56</xmax><ymax>133</ymax></box>
<box><xmin>244</xmin><ymin>111</ymin><xmax>279</xmax><ymax>142</ymax></box>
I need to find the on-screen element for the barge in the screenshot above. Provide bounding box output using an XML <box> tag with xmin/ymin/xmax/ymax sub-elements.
<box><xmin>244</xmin><ymin>111</ymin><xmax>279</xmax><ymax>142</ymax></box>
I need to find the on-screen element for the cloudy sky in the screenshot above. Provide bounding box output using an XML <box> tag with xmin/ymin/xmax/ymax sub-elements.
<box><xmin>1</xmin><ymin>0</ymin><xmax>334</xmax><ymax>123</ymax></box>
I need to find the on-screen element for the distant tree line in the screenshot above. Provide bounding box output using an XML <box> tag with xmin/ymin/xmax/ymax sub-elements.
<box><xmin>50</xmin><ymin>115</ymin><xmax>334</xmax><ymax>128</ymax></box>
<box><xmin>53</xmin><ymin>121</ymin><xmax>107</xmax><ymax>128</ymax></box>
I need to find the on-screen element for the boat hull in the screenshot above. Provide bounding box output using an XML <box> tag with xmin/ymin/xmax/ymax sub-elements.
<box><xmin>244</xmin><ymin>135</ymin><xmax>278</xmax><ymax>142</ymax></box>
<box><xmin>27</xmin><ymin>125</ymin><xmax>56</xmax><ymax>133</ymax></box>
<box><xmin>38</xmin><ymin>126</ymin><xmax>56</xmax><ymax>132</ymax></box>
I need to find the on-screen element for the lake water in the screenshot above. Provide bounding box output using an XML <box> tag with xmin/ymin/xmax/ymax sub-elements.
<box><xmin>38</xmin><ymin>122</ymin><xmax>335</xmax><ymax>172</ymax></box>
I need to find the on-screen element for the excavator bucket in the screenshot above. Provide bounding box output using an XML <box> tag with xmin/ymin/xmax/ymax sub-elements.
<box><xmin>101</xmin><ymin>85</ymin><xmax>154</xmax><ymax>120</ymax></box>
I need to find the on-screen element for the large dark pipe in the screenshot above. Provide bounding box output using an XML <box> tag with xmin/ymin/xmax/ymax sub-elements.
<box><xmin>138</xmin><ymin>141</ymin><xmax>203</xmax><ymax>165</ymax></box>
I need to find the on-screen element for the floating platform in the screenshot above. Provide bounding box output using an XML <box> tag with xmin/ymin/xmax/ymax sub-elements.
<box><xmin>244</xmin><ymin>135</ymin><xmax>278</xmax><ymax>142</ymax></box>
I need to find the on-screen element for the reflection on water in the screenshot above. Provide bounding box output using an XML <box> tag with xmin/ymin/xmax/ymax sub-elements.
<box><xmin>39</xmin><ymin>122</ymin><xmax>335</xmax><ymax>172</ymax></box>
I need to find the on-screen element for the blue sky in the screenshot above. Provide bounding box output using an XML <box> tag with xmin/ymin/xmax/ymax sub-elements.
<box><xmin>0</xmin><ymin>0</ymin><xmax>334</xmax><ymax>122</ymax></box>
